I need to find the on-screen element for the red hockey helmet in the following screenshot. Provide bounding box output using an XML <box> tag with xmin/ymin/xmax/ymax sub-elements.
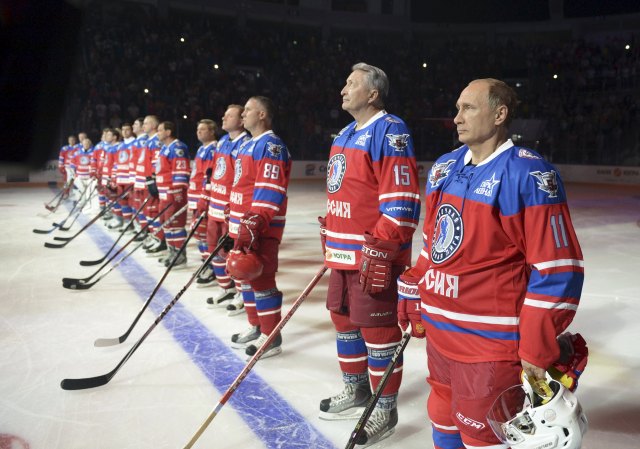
<box><xmin>226</xmin><ymin>249</ymin><xmax>263</xmax><ymax>281</ymax></box>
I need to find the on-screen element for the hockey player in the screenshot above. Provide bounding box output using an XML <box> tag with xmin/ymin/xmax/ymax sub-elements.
<box><xmin>397</xmin><ymin>78</ymin><xmax>584</xmax><ymax>449</ymax></box>
<box><xmin>152</xmin><ymin>121</ymin><xmax>190</xmax><ymax>267</ymax></box>
<box><xmin>58</xmin><ymin>135</ymin><xmax>77</xmax><ymax>191</ymax></box>
<box><xmin>108</xmin><ymin>123</ymin><xmax>136</xmax><ymax>230</ymax></box>
<box><xmin>100</xmin><ymin>128</ymin><xmax>121</xmax><ymax>220</ymax></box>
<box><xmin>69</xmin><ymin>137</ymin><xmax>95</xmax><ymax>202</ymax></box>
<box><xmin>92</xmin><ymin>129</ymin><xmax>109</xmax><ymax>214</ymax></box>
<box><xmin>205</xmin><ymin>105</ymin><xmax>251</xmax><ymax>312</ymax></box>
<box><xmin>188</xmin><ymin>119</ymin><xmax>218</xmax><ymax>283</ymax></box>
<box><xmin>226</xmin><ymin>96</ymin><xmax>291</xmax><ymax>358</ymax></box>
<box><xmin>137</xmin><ymin>116</ymin><xmax>164</xmax><ymax>255</ymax></box>
<box><xmin>129</xmin><ymin>118</ymin><xmax>149</xmax><ymax>239</ymax></box>
<box><xmin>318</xmin><ymin>63</ymin><xmax>421</xmax><ymax>447</ymax></box>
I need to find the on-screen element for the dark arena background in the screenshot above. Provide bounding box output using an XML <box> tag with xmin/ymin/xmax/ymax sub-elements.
<box><xmin>0</xmin><ymin>1</ymin><xmax>639</xmax><ymax>449</ymax></box>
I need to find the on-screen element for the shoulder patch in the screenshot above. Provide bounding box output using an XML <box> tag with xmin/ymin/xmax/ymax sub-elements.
<box><xmin>385</xmin><ymin>133</ymin><xmax>410</xmax><ymax>152</ymax></box>
<box><xmin>266</xmin><ymin>142</ymin><xmax>283</xmax><ymax>157</ymax></box>
<box><xmin>429</xmin><ymin>159</ymin><xmax>456</xmax><ymax>188</ymax></box>
<box><xmin>530</xmin><ymin>170</ymin><xmax>559</xmax><ymax>198</ymax></box>
<box><xmin>175</xmin><ymin>148</ymin><xmax>185</xmax><ymax>157</ymax></box>
<box><xmin>384</xmin><ymin>116</ymin><xmax>401</xmax><ymax>124</ymax></box>
<box><xmin>518</xmin><ymin>149</ymin><xmax>541</xmax><ymax>160</ymax></box>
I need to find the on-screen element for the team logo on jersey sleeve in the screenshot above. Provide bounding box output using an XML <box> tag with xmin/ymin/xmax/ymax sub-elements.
<box><xmin>385</xmin><ymin>133</ymin><xmax>410</xmax><ymax>152</ymax></box>
<box><xmin>384</xmin><ymin>117</ymin><xmax>401</xmax><ymax>124</ymax></box>
<box><xmin>354</xmin><ymin>131</ymin><xmax>372</xmax><ymax>146</ymax></box>
<box><xmin>530</xmin><ymin>170</ymin><xmax>558</xmax><ymax>198</ymax></box>
<box><xmin>431</xmin><ymin>204</ymin><xmax>463</xmax><ymax>264</ymax></box>
<box><xmin>214</xmin><ymin>158</ymin><xmax>227</xmax><ymax>180</ymax></box>
<box><xmin>429</xmin><ymin>159</ymin><xmax>456</xmax><ymax>188</ymax></box>
<box><xmin>232</xmin><ymin>158</ymin><xmax>243</xmax><ymax>187</ymax></box>
<box><xmin>327</xmin><ymin>154</ymin><xmax>347</xmax><ymax>193</ymax></box>
<box><xmin>175</xmin><ymin>147</ymin><xmax>186</xmax><ymax>157</ymax></box>
<box><xmin>266</xmin><ymin>142</ymin><xmax>283</xmax><ymax>157</ymax></box>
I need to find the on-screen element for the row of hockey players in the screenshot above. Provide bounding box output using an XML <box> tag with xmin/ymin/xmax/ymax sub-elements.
<box><xmin>57</xmin><ymin>64</ymin><xmax>588</xmax><ymax>449</ymax></box>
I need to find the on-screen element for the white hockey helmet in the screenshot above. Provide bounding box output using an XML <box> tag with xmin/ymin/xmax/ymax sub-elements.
<box><xmin>487</xmin><ymin>379</ymin><xmax>588</xmax><ymax>449</ymax></box>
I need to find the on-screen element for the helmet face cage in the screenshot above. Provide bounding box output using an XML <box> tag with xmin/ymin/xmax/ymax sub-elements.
<box><xmin>487</xmin><ymin>379</ymin><xmax>588</xmax><ymax>449</ymax></box>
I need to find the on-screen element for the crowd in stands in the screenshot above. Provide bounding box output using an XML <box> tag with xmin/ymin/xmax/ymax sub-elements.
<box><xmin>60</xmin><ymin>3</ymin><xmax>640</xmax><ymax>165</ymax></box>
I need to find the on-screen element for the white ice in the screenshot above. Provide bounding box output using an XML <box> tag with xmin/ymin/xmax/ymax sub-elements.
<box><xmin>0</xmin><ymin>180</ymin><xmax>639</xmax><ymax>449</ymax></box>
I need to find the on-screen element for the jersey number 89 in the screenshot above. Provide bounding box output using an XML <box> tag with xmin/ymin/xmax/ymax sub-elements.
<box><xmin>263</xmin><ymin>163</ymin><xmax>280</xmax><ymax>180</ymax></box>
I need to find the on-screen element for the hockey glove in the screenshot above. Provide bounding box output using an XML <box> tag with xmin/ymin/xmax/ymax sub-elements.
<box><xmin>234</xmin><ymin>212</ymin><xmax>266</xmax><ymax>252</ymax></box>
<box><xmin>196</xmin><ymin>193</ymin><xmax>209</xmax><ymax>215</ymax></box>
<box><xmin>548</xmin><ymin>332</ymin><xmax>588</xmax><ymax>391</ymax></box>
<box><xmin>318</xmin><ymin>216</ymin><xmax>327</xmax><ymax>257</ymax></box>
<box><xmin>397</xmin><ymin>268</ymin><xmax>425</xmax><ymax>338</ymax></box>
<box><xmin>145</xmin><ymin>176</ymin><xmax>159</xmax><ymax>198</ymax></box>
<box><xmin>358</xmin><ymin>232</ymin><xmax>399</xmax><ymax>294</ymax></box>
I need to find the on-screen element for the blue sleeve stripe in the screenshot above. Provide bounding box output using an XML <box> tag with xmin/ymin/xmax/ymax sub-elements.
<box><xmin>327</xmin><ymin>240</ymin><xmax>362</xmax><ymax>251</ymax></box>
<box><xmin>528</xmin><ymin>270</ymin><xmax>584</xmax><ymax>298</ymax></box>
<box><xmin>422</xmin><ymin>314</ymin><xmax>520</xmax><ymax>341</ymax></box>
<box><xmin>254</xmin><ymin>188</ymin><xmax>286</xmax><ymax>205</ymax></box>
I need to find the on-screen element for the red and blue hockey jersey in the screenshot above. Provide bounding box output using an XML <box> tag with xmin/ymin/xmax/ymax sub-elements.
<box><xmin>412</xmin><ymin>140</ymin><xmax>584</xmax><ymax>369</ymax></box>
<box><xmin>134</xmin><ymin>134</ymin><xmax>160</xmax><ymax>189</ymax></box>
<box><xmin>228</xmin><ymin>131</ymin><xmax>291</xmax><ymax>241</ymax></box>
<box><xmin>115</xmin><ymin>137</ymin><xmax>134</xmax><ymax>185</ymax></box>
<box><xmin>131</xmin><ymin>133</ymin><xmax>148</xmax><ymax>189</ymax></box>
<box><xmin>155</xmin><ymin>139</ymin><xmax>190</xmax><ymax>195</ymax></box>
<box><xmin>207</xmin><ymin>131</ymin><xmax>250</xmax><ymax>222</ymax></box>
<box><xmin>188</xmin><ymin>141</ymin><xmax>216</xmax><ymax>209</ymax></box>
<box><xmin>70</xmin><ymin>147</ymin><xmax>95</xmax><ymax>180</ymax></box>
<box><xmin>324</xmin><ymin>111</ymin><xmax>421</xmax><ymax>270</ymax></box>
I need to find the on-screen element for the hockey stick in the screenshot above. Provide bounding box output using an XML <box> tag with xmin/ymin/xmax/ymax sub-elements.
<box><xmin>44</xmin><ymin>185</ymin><xmax>133</xmax><ymax>248</ymax></box>
<box><xmin>33</xmin><ymin>181</ymin><xmax>92</xmax><ymax>234</ymax></box>
<box><xmin>56</xmin><ymin>184</ymin><xmax>98</xmax><ymax>231</ymax></box>
<box><xmin>182</xmin><ymin>264</ymin><xmax>329</xmax><ymax>449</ymax></box>
<box><xmin>61</xmin><ymin>202</ymin><xmax>178</xmax><ymax>289</ymax></box>
<box><xmin>94</xmin><ymin>231</ymin><xmax>230</xmax><ymax>347</ymax></box>
<box><xmin>344</xmin><ymin>331</ymin><xmax>412</xmax><ymax>449</ymax></box>
<box><xmin>52</xmin><ymin>184</ymin><xmax>131</xmax><ymax>241</ymax></box>
<box><xmin>44</xmin><ymin>177</ymin><xmax>74</xmax><ymax>212</ymax></box>
<box><xmin>79</xmin><ymin>194</ymin><xmax>152</xmax><ymax>266</ymax></box>
<box><xmin>60</xmin><ymin>212</ymin><xmax>214</xmax><ymax>390</ymax></box>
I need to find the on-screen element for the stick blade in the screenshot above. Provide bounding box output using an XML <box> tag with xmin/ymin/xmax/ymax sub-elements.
<box><xmin>60</xmin><ymin>374</ymin><xmax>111</xmax><ymax>390</ymax></box>
<box><xmin>53</xmin><ymin>236</ymin><xmax>72</xmax><ymax>241</ymax></box>
<box><xmin>44</xmin><ymin>241</ymin><xmax>66</xmax><ymax>249</ymax></box>
<box><xmin>94</xmin><ymin>336</ymin><xmax>124</xmax><ymax>347</ymax></box>
<box><xmin>80</xmin><ymin>258</ymin><xmax>103</xmax><ymax>266</ymax></box>
<box><xmin>33</xmin><ymin>228</ymin><xmax>53</xmax><ymax>234</ymax></box>
<box><xmin>62</xmin><ymin>280</ymin><xmax>93</xmax><ymax>290</ymax></box>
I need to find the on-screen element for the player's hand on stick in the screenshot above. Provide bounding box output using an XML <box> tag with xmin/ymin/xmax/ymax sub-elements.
<box><xmin>397</xmin><ymin>268</ymin><xmax>425</xmax><ymax>338</ymax></box>
<box><xmin>318</xmin><ymin>216</ymin><xmax>327</xmax><ymax>256</ymax></box>
<box><xmin>234</xmin><ymin>212</ymin><xmax>265</xmax><ymax>251</ymax></box>
<box><xmin>358</xmin><ymin>232</ymin><xmax>399</xmax><ymax>294</ymax></box>
<box><xmin>145</xmin><ymin>176</ymin><xmax>159</xmax><ymax>198</ymax></box>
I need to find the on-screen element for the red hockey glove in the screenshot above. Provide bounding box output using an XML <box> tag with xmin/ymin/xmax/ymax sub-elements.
<box><xmin>223</xmin><ymin>203</ymin><xmax>230</xmax><ymax>224</ymax></box>
<box><xmin>234</xmin><ymin>212</ymin><xmax>266</xmax><ymax>252</ymax></box>
<box><xmin>196</xmin><ymin>193</ymin><xmax>209</xmax><ymax>215</ymax></box>
<box><xmin>358</xmin><ymin>232</ymin><xmax>399</xmax><ymax>294</ymax></box>
<box><xmin>397</xmin><ymin>268</ymin><xmax>425</xmax><ymax>338</ymax></box>
<box><xmin>318</xmin><ymin>216</ymin><xmax>327</xmax><ymax>257</ymax></box>
<box><xmin>548</xmin><ymin>332</ymin><xmax>588</xmax><ymax>391</ymax></box>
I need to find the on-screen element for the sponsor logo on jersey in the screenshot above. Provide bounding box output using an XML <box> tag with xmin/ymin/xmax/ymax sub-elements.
<box><xmin>456</xmin><ymin>412</ymin><xmax>485</xmax><ymax>430</ymax></box>
<box><xmin>423</xmin><ymin>268</ymin><xmax>459</xmax><ymax>299</ymax></box>
<box><xmin>386</xmin><ymin>133</ymin><xmax>410</xmax><ymax>152</ymax></box>
<box><xmin>232</xmin><ymin>159</ymin><xmax>243</xmax><ymax>187</ymax></box>
<box><xmin>213</xmin><ymin>158</ymin><xmax>226</xmax><ymax>180</ymax></box>
<box><xmin>530</xmin><ymin>170</ymin><xmax>558</xmax><ymax>198</ymax></box>
<box><xmin>327</xmin><ymin>153</ymin><xmax>347</xmax><ymax>194</ymax></box>
<box><xmin>327</xmin><ymin>199</ymin><xmax>351</xmax><ymax>218</ymax></box>
<box><xmin>431</xmin><ymin>204</ymin><xmax>463</xmax><ymax>264</ymax></box>
<box><xmin>266</xmin><ymin>142</ymin><xmax>283</xmax><ymax>157</ymax></box>
<box><xmin>518</xmin><ymin>148</ymin><xmax>540</xmax><ymax>159</ymax></box>
<box><xmin>474</xmin><ymin>173</ymin><xmax>500</xmax><ymax>197</ymax></box>
<box><xmin>325</xmin><ymin>248</ymin><xmax>356</xmax><ymax>265</ymax></box>
<box><xmin>429</xmin><ymin>159</ymin><xmax>456</xmax><ymax>188</ymax></box>
<box><xmin>354</xmin><ymin>130</ymin><xmax>372</xmax><ymax>146</ymax></box>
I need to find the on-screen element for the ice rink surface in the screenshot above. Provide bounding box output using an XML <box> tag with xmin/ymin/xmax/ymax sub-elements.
<box><xmin>1</xmin><ymin>179</ymin><xmax>639</xmax><ymax>449</ymax></box>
